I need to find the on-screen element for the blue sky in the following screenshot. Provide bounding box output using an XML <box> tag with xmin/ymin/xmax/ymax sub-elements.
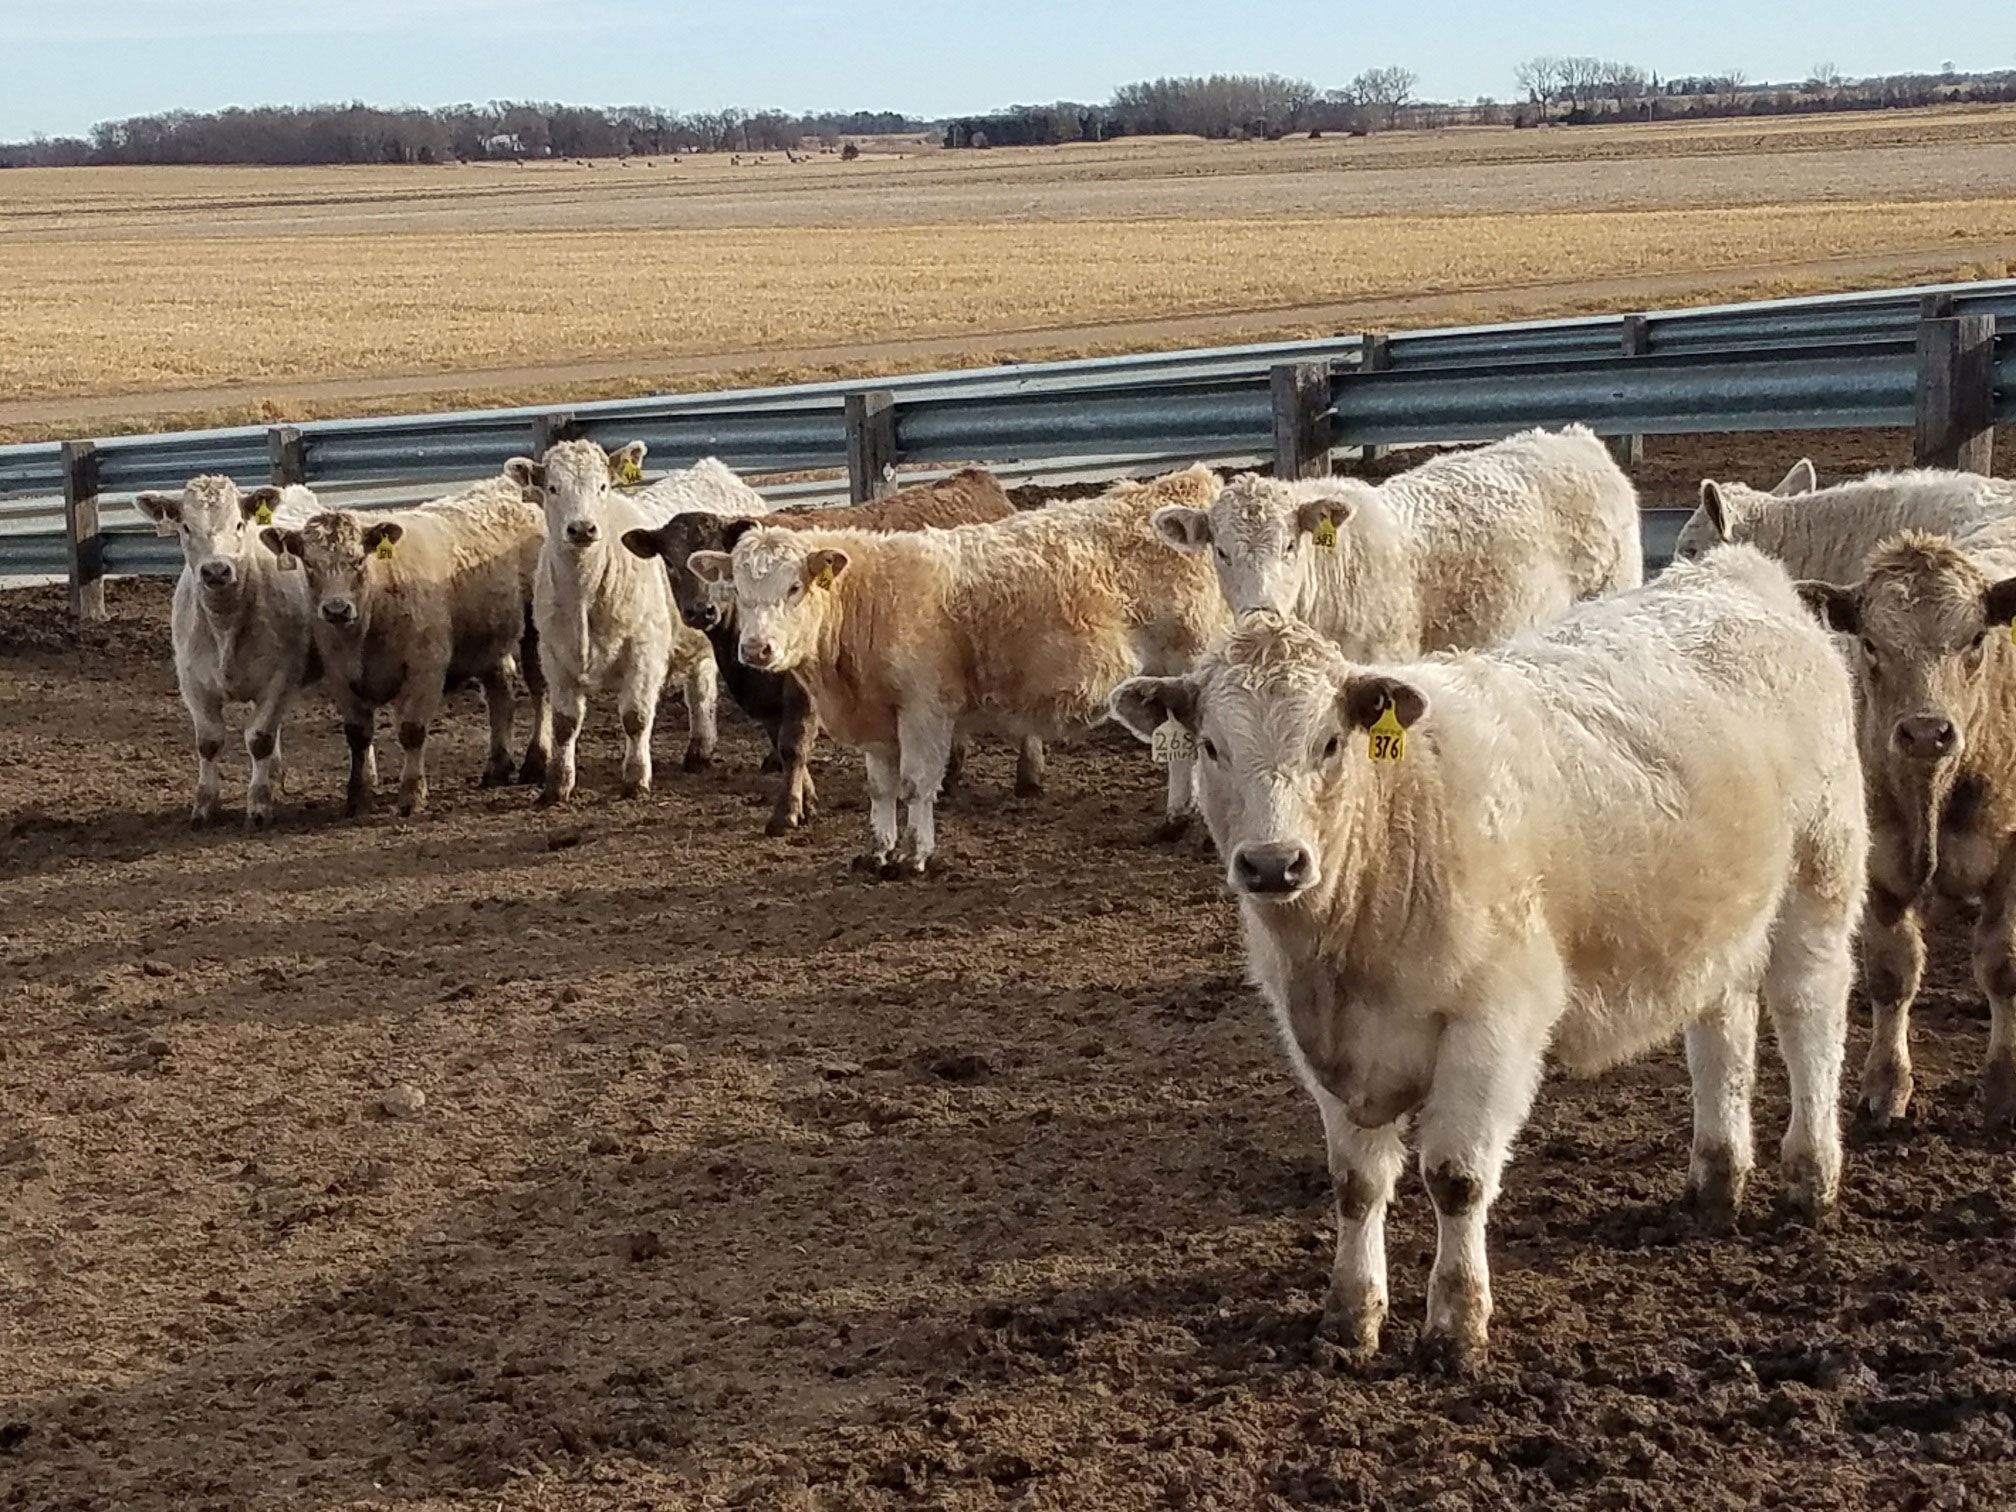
<box><xmin>0</xmin><ymin>1</ymin><xmax>2010</xmax><ymax>139</ymax></box>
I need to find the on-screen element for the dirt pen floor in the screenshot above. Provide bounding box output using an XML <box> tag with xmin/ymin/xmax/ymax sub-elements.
<box><xmin>5</xmin><ymin>433</ymin><xmax>2016</xmax><ymax>1510</ymax></box>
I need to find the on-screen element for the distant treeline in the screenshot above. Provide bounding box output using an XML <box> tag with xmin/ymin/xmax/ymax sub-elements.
<box><xmin>0</xmin><ymin>103</ymin><xmax>923</xmax><ymax>168</ymax></box>
<box><xmin>4</xmin><ymin>60</ymin><xmax>2015</xmax><ymax>168</ymax></box>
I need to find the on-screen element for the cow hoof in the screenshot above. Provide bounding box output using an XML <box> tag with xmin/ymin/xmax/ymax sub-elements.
<box><xmin>517</xmin><ymin>753</ymin><xmax>549</xmax><ymax>787</ymax></box>
<box><xmin>1318</xmin><ymin>1291</ymin><xmax>1385</xmax><ymax>1361</ymax></box>
<box><xmin>1013</xmin><ymin>776</ymin><xmax>1046</xmax><ymax>799</ymax></box>
<box><xmin>879</xmin><ymin>858</ymin><xmax>926</xmax><ymax>882</ymax></box>
<box><xmin>1981</xmin><ymin>1061</ymin><xmax>2016</xmax><ymax>1131</ymax></box>
<box><xmin>759</xmin><ymin>753</ymin><xmax>783</xmax><ymax>774</ymax></box>
<box><xmin>765</xmin><ymin>813</ymin><xmax>798</xmax><ymax>838</ymax></box>
<box><xmin>682</xmin><ymin>749</ymin><xmax>714</xmax><ymax>774</ymax></box>
<box><xmin>1856</xmin><ymin>1068</ymin><xmax>1914</xmax><ymax>1131</ymax></box>
<box><xmin>621</xmin><ymin>780</ymin><xmax>649</xmax><ymax>800</ymax></box>
<box><xmin>189</xmin><ymin>809</ymin><xmax>217</xmax><ymax>830</ymax></box>
<box><xmin>535</xmin><ymin>788</ymin><xmax>566</xmax><ymax>809</ymax></box>
<box><xmin>1412</xmin><ymin>1330</ymin><xmax>1486</xmax><ymax>1379</ymax></box>
<box><xmin>851</xmin><ymin>852</ymin><xmax>891</xmax><ymax>876</ymax></box>
<box><xmin>245</xmin><ymin>810</ymin><xmax>272</xmax><ymax>833</ymax></box>
<box><xmin>1778</xmin><ymin>1159</ymin><xmax>1837</xmax><ymax>1226</ymax></box>
<box><xmin>1150</xmin><ymin>815</ymin><xmax>1192</xmax><ymax>845</ymax></box>
<box><xmin>479</xmin><ymin>764</ymin><xmax>515</xmax><ymax>789</ymax></box>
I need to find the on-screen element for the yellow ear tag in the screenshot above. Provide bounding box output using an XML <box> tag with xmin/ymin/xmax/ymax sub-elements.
<box><xmin>374</xmin><ymin>537</ymin><xmax>397</xmax><ymax>561</ymax></box>
<box><xmin>254</xmin><ymin>502</ymin><xmax>274</xmax><ymax>526</ymax></box>
<box><xmin>1313</xmin><ymin>517</ymin><xmax>1338</xmax><ymax>550</ymax></box>
<box><xmin>1367</xmin><ymin>705</ymin><xmax>1405</xmax><ymax>762</ymax></box>
<box><xmin>614</xmin><ymin>456</ymin><xmax>644</xmax><ymax>486</ymax></box>
<box><xmin>812</xmin><ymin>564</ymin><xmax>836</xmax><ymax>590</ymax></box>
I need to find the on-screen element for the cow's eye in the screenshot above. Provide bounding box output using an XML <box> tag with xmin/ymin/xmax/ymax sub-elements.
<box><xmin>1199</xmin><ymin>737</ymin><xmax>1219</xmax><ymax>762</ymax></box>
<box><xmin>1321</xmin><ymin>735</ymin><xmax>1342</xmax><ymax>761</ymax></box>
<box><xmin>1214</xmin><ymin>547</ymin><xmax>1229</xmax><ymax>564</ymax></box>
<box><xmin>787</xmin><ymin>583</ymin><xmax>804</xmax><ymax>601</ymax></box>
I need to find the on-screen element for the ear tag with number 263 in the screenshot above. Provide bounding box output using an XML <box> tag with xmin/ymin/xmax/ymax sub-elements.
<box><xmin>1367</xmin><ymin>705</ymin><xmax>1405</xmax><ymax>762</ymax></box>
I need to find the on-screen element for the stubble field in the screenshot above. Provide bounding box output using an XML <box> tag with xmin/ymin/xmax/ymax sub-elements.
<box><xmin>2</xmin><ymin>105</ymin><xmax>2015</xmax><ymax>439</ymax></box>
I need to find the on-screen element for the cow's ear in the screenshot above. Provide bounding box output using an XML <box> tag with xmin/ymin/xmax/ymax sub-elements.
<box><xmin>504</xmin><ymin>457</ymin><xmax>545</xmax><ymax>490</ymax></box>
<box><xmin>1341</xmin><ymin>674</ymin><xmax>1428</xmax><ymax>731</ymax></box>
<box><xmin>805</xmin><ymin>548</ymin><xmax>848</xmax><ymax>589</ymax></box>
<box><xmin>607</xmin><ymin>441</ymin><xmax>647</xmax><ymax>485</ymax></box>
<box><xmin>619</xmin><ymin>527</ymin><xmax>662</xmax><ymax>561</ymax></box>
<box><xmin>688</xmin><ymin>550</ymin><xmax>734</xmax><ymax>584</ymax></box>
<box><xmin>1795</xmin><ymin>580</ymin><xmax>1861</xmax><ymax>634</ymax></box>
<box><xmin>1152</xmin><ymin>505</ymin><xmax>1212</xmax><ymax>553</ymax></box>
<box><xmin>135</xmin><ymin>492</ymin><xmax>182</xmax><ymax>534</ymax></box>
<box><xmin>361</xmin><ymin>520</ymin><xmax>403</xmax><ymax>553</ymax></box>
<box><xmin>1983</xmin><ymin>577</ymin><xmax>2016</xmax><ymax>630</ymax></box>
<box><xmin>239</xmin><ymin>486</ymin><xmax>283</xmax><ymax>522</ymax></box>
<box><xmin>1109</xmin><ymin>675</ymin><xmax>1198</xmax><ymax>741</ymax></box>
<box><xmin>1296</xmin><ymin>496</ymin><xmax>1354</xmax><ymax>543</ymax></box>
<box><xmin>1774</xmin><ymin>459</ymin><xmax>1817</xmax><ymax>497</ymax></box>
<box><xmin>1698</xmin><ymin>481</ymin><xmax>1736</xmax><ymax>542</ymax></box>
<box><xmin>721</xmin><ymin>518</ymin><xmax>762</xmax><ymax>552</ymax></box>
<box><xmin>260</xmin><ymin>526</ymin><xmax>305</xmax><ymax>561</ymax></box>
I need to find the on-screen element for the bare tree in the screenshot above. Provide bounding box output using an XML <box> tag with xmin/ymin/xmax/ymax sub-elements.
<box><xmin>1805</xmin><ymin>61</ymin><xmax>1843</xmax><ymax>92</ymax></box>
<box><xmin>1514</xmin><ymin>56</ymin><xmax>1566</xmax><ymax>118</ymax></box>
<box><xmin>1716</xmin><ymin>69</ymin><xmax>1750</xmax><ymax>110</ymax></box>
<box><xmin>1598</xmin><ymin>61</ymin><xmax>1650</xmax><ymax>114</ymax></box>
<box><xmin>1350</xmin><ymin>66</ymin><xmax>1419</xmax><ymax>130</ymax></box>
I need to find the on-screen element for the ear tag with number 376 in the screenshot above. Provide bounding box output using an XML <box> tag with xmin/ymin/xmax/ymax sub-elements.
<box><xmin>1313</xmin><ymin>517</ymin><xmax>1338</xmax><ymax>550</ymax></box>
<box><xmin>375</xmin><ymin>537</ymin><xmax>397</xmax><ymax>561</ymax></box>
<box><xmin>1367</xmin><ymin>705</ymin><xmax>1405</xmax><ymax>762</ymax></box>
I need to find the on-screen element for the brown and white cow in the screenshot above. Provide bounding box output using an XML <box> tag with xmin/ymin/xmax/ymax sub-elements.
<box><xmin>262</xmin><ymin>473</ymin><xmax>549</xmax><ymax>817</ymax></box>
<box><xmin>1798</xmin><ymin>532</ymin><xmax>2016</xmax><ymax>1128</ymax></box>
<box><xmin>1112</xmin><ymin>546</ymin><xmax>1863</xmax><ymax>1369</ymax></box>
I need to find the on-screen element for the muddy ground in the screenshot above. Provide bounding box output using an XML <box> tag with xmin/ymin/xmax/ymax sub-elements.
<box><xmin>3</xmin><ymin>432</ymin><xmax>2015</xmax><ymax>1511</ymax></box>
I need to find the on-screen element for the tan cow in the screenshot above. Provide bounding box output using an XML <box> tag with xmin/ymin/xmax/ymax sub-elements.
<box><xmin>1153</xmin><ymin>425</ymin><xmax>1641</xmax><ymax>660</ymax></box>
<box><xmin>1111</xmin><ymin>546</ymin><xmax>1863</xmax><ymax>1370</ymax></box>
<box><xmin>690</xmin><ymin>466</ymin><xmax>1231</xmax><ymax>875</ymax></box>
<box><xmin>1798</xmin><ymin>533</ymin><xmax>2016</xmax><ymax>1129</ymax></box>
<box><xmin>262</xmin><ymin>473</ymin><xmax>550</xmax><ymax>817</ymax></box>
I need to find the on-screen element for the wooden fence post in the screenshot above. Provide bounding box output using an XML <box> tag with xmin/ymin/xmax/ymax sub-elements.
<box><xmin>1359</xmin><ymin>333</ymin><xmax>1391</xmax><ymax>463</ymax></box>
<box><xmin>532</xmin><ymin>412</ymin><xmax>576</xmax><ymax>455</ymax></box>
<box><xmin>268</xmin><ymin>425</ymin><xmax>306</xmax><ymax>487</ymax></box>
<box><xmin>845</xmin><ymin>391</ymin><xmax>898</xmax><ymax>503</ymax></box>
<box><xmin>1612</xmin><ymin>314</ymin><xmax>1650</xmax><ymax>468</ymax></box>
<box><xmin>62</xmin><ymin>440</ymin><xmax>105</xmax><ymax>622</ymax></box>
<box><xmin>1914</xmin><ymin>315</ymin><xmax>1995</xmax><ymax>475</ymax></box>
<box><xmin>1270</xmin><ymin>362</ymin><xmax>1334</xmax><ymax>480</ymax></box>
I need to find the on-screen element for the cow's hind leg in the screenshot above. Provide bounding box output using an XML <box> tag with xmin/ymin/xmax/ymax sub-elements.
<box><xmin>1682</xmin><ymin>990</ymin><xmax>1758</xmax><ymax>1229</ymax></box>
<box><xmin>892</xmin><ymin>708</ymin><xmax>956</xmax><ymax>877</ymax></box>
<box><xmin>1970</xmin><ymin>854</ymin><xmax>2016</xmax><ymax>1129</ymax></box>
<box><xmin>1765</xmin><ymin>885</ymin><xmax>1854</xmax><ymax>1220</ymax></box>
<box><xmin>1015</xmin><ymin>736</ymin><xmax>1046</xmax><ymax>798</ymax></box>
<box><xmin>1312</xmin><ymin>1087</ymin><xmax>1407</xmax><ymax>1359</ymax></box>
<box><xmin>1859</xmin><ymin>887</ymin><xmax>1923</xmax><ymax>1128</ymax></box>
<box><xmin>478</xmin><ymin>662</ymin><xmax>517</xmax><ymax>787</ymax></box>
<box><xmin>1413</xmin><ymin>1010</ymin><xmax>1549</xmax><ymax>1374</ymax></box>
<box><xmin>853</xmin><ymin>745</ymin><xmax>900</xmax><ymax>874</ymax></box>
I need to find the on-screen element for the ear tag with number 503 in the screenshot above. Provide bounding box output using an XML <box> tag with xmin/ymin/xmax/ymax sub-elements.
<box><xmin>813</xmin><ymin>563</ymin><xmax>836</xmax><ymax>590</ymax></box>
<box><xmin>1367</xmin><ymin>705</ymin><xmax>1405</xmax><ymax>762</ymax></box>
<box><xmin>1312</xmin><ymin>517</ymin><xmax>1338</xmax><ymax>550</ymax></box>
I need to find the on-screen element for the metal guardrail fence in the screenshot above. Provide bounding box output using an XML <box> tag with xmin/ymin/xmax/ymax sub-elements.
<box><xmin>3</xmin><ymin>276</ymin><xmax>2009</xmax><ymax>614</ymax></box>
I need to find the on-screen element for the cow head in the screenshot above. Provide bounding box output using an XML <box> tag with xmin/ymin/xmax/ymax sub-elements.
<box><xmin>688</xmin><ymin>526</ymin><xmax>847</xmax><ymax>672</ymax></box>
<box><xmin>135</xmin><ymin>475</ymin><xmax>292</xmax><ymax>597</ymax></box>
<box><xmin>262</xmin><ymin>510</ymin><xmax>402</xmax><ymax>637</ymax></box>
<box><xmin>1673</xmin><ymin>459</ymin><xmax>1817</xmax><ymax>560</ymax></box>
<box><xmin>1153</xmin><ymin>474</ymin><xmax>1363</xmax><ymax>618</ymax></box>
<box><xmin>621</xmin><ymin>514</ymin><xmax>760</xmax><ymax>631</ymax></box>
<box><xmin>1110</xmin><ymin>611</ymin><xmax>1427</xmax><ymax>904</ymax></box>
<box><xmin>1797</xmin><ymin>532</ymin><xmax>2016</xmax><ymax>775</ymax></box>
<box><xmin>521</xmin><ymin>439</ymin><xmax>646</xmax><ymax>552</ymax></box>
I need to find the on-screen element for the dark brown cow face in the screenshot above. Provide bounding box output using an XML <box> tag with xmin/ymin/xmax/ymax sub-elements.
<box><xmin>620</xmin><ymin>514</ymin><xmax>759</xmax><ymax>631</ymax></box>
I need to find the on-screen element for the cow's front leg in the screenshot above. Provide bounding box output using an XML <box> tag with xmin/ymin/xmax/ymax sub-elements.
<box><xmin>767</xmin><ymin>689</ymin><xmax>819</xmax><ymax>837</ymax></box>
<box><xmin>186</xmin><ymin>685</ymin><xmax>228</xmax><ymax>827</ymax></box>
<box><xmin>1972</xmin><ymin>856</ymin><xmax>2016</xmax><ymax>1129</ymax></box>
<box><xmin>338</xmin><ymin>697</ymin><xmax>377</xmax><ymax>818</ymax></box>
<box><xmin>853</xmin><ymin>745</ymin><xmax>901</xmax><ymax>874</ymax></box>
<box><xmin>244</xmin><ymin>678</ymin><xmax>296</xmax><ymax>828</ymax></box>
<box><xmin>892</xmin><ymin>708</ymin><xmax>955</xmax><ymax>877</ymax></box>
<box><xmin>1015</xmin><ymin>735</ymin><xmax>1047</xmax><ymax>798</ymax></box>
<box><xmin>1312</xmin><ymin>1087</ymin><xmax>1407</xmax><ymax>1359</ymax></box>
<box><xmin>1682</xmin><ymin>989</ymin><xmax>1758</xmax><ymax>1228</ymax></box>
<box><xmin>1860</xmin><ymin>885</ymin><xmax>1924</xmax><ymax>1128</ymax></box>
<box><xmin>393</xmin><ymin>687</ymin><xmax>442</xmax><ymax>817</ymax></box>
<box><xmin>619</xmin><ymin>658</ymin><xmax>667</xmax><ymax>798</ymax></box>
<box><xmin>1413</xmin><ymin>1013</ymin><xmax>1548</xmax><ymax>1374</ymax></box>
<box><xmin>541</xmin><ymin>676</ymin><xmax>588</xmax><ymax>807</ymax></box>
<box><xmin>681</xmin><ymin>652</ymin><xmax>718</xmax><ymax>773</ymax></box>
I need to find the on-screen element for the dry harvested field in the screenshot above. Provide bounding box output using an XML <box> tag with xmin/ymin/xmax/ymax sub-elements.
<box><xmin>5</xmin><ymin>434</ymin><xmax>2016</xmax><ymax>1512</ymax></box>
<box><xmin>2</xmin><ymin>107</ymin><xmax>2015</xmax><ymax>440</ymax></box>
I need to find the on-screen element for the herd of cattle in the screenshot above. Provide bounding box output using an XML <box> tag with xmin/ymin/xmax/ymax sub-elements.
<box><xmin>128</xmin><ymin>424</ymin><xmax>2016</xmax><ymax>1370</ymax></box>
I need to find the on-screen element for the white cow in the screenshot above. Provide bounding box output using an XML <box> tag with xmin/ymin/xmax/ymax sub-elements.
<box><xmin>135</xmin><ymin>476</ymin><xmax>320</xmax><ymax>827</ymax></box>
<box><xmin>1153</xmin><ymin>425</ymin><xmax>1641</xmax><ymax>659</ymax></box>
<box><xmin>1110</xmin><ymin>546</ymin><xmax>1864</xmax><ymax>1369</ymax></box>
